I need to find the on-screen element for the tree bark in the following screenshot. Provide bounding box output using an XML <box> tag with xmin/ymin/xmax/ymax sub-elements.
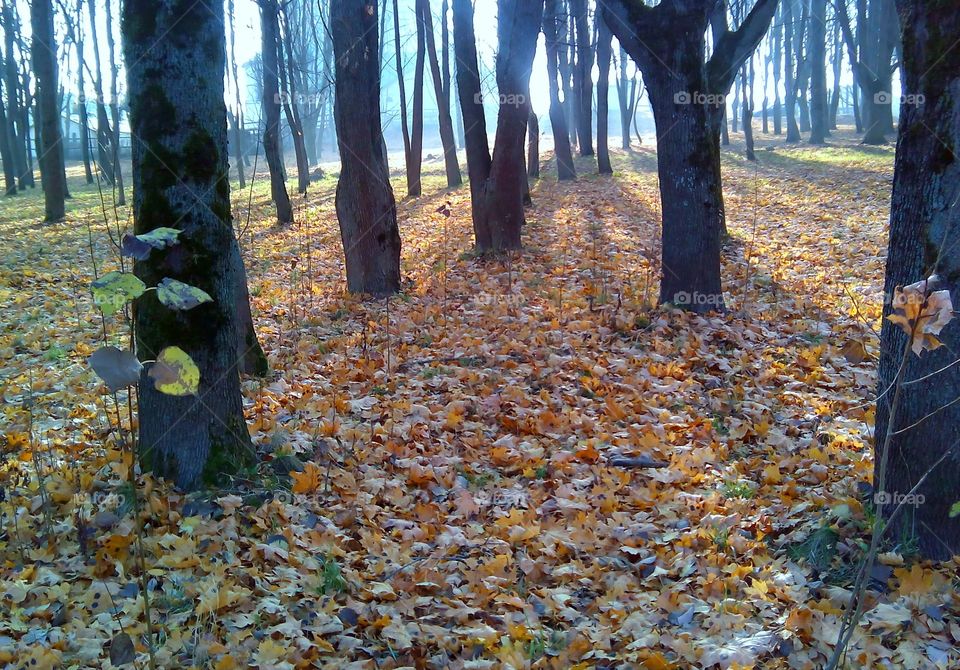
<box><xmin>615</xmin><ymin>46</ymin><xmax>632</xmax><ymax>150</ymax></box>
<box><xmin>260</xmin><ymin>0</ymin><xmax>293</xmax><ymax>225</ymax></box>
<box><xmin>2</xmin><ymin>0</ymin><xmax>30</xmax><ymax>189</ymax></box>
<box><xmin>278</xmin><ymin>7</ymin><xmax>310</xmax><ymax>194</ymax></box>
<box><xmin>123</xmin><ymin>0</ymin><xmax>257</xmax><ymax>489</ymax></box>
<box><xmin>543</xmin><ymin>0</ymin><xmax>576</xmax><ymax>181</ymax></box>
<box><xmin>596</xmin><ymin>10</ymin><xmax>613</xmax><ymax>175</ymax></box>
<box><xmin>743</xmin><ymin>59</ymin><xmax>756</xmax><ymax>160</ymax></box>
<box><xmin>87</xmin><ymin>0</ymin><xmax>114</xmax><ymax>184</ymax></box>
<box><xmin>527</xmin><ymin>107</ymin><xmax>539</xmax><ymax>179</ymax></box>
<box><xmin>783</xmin><ymin>0</ymin><xmax>802</xmax><ymax>142</ymax></box>
<box><xmin>875</xmin><ymin>0</ymin><xmax>960</xmax><ymax>559</ymax></box>
<box><xmin>105</xmin><ymin>0</ymin><xmax>125</xmax><ymax>205</ymax></box>
<box><xmin>571</xmin><ymin>0</ymin><xmax>594</xmax><ymax>156</ymax></box>
<box><xmin>808</xmin><ymin>0</ymin><xmax>828</xmax><ymax>144</ymax></box>
<box><xmin>480</xmin><ymin>0</ymin><xmax>544</xmax><ymax>251</ymax></box>
<box><xmin>452</xmin><ymin>0</ymin><xmax>492</xmax><ymax>248</ymax></box>
<box><xmin>0</xmin><ymin>79</ymin><xmax>15</xmax><ymax>195</ymax></box>
<box><xmin>31</xmin><ymin>0</ymin><xmax>67</xmax><ymax>221</ymax></box>
<box><xmin>392</xmin><ymin>0</ymin><xmax>413</xmax><ymax>192</ymax></box>
<box><xmin>772</xmin><ymin>4</ymin><xmax>782</xmax><ymax>135</ymax></box>
<box><xmin>418</xmin><ymin>0</ymin><xmax>461</xmax><ymax>187</ymax></box>
<box><xmin>331</xmin><ymin>0</ymin><xmax>401</xmax><ymax>295</ymax></box>
<box><xmin>227</xmin><ymin>0</ymin><xmax>245</xmax><ymax>188</ymax></box>
<box><xmin>603</xmin><ymin>0</ymin><xmax>777</xmax><ymax>311</ymax></box>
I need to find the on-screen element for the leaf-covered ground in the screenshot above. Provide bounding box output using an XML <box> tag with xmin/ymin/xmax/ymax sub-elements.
<box><xmin>2</xmin><ymin>132</ymin><xmax>958</xmax><ymax>669</ymax></box>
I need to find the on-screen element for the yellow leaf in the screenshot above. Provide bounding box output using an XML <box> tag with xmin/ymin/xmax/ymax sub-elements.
<box><xmin>290</xmin><ymin>462</ymin><xmax>322</xmax><ymax>494</ymax></box>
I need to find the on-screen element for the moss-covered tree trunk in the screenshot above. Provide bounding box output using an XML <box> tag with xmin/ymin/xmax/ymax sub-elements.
<box><xmin>331</xmin><ymin>0</ymin><xmax>401</xmax><ymax>295</ymax></box>
<box><xmin>30</xmin><ymin>0</ymin><xmax>66</xmax><ymax>222</ymax></box>
<box><xmin>123</xmin><ymin>0</ymin><xmax>256</xmax><ymax>490</ymax></box>
<box><xmin>875</xmin><ymin>0</ymin><xmax>960</xmax><ymax>560</ymax></box>
<box><xmin>544</xmin><ymin>0</ymin><xmax>576</xmax><ymax>181</ymax></box>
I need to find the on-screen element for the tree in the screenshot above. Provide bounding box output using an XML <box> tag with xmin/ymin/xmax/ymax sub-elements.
<box><xmin>2</xmin><ymin>0</ymin><xmax>31</xmax><ymax>190</ymax></box>
<box><xmin>603</xmin><ymin>0</ymin><xmax>777</xmax><ymax>311</ymax></box>
<box><xmin>260</xmin><ymin>0</ymin><xmax>293</xmax><ymax>225</ymax></box>
<box><xmin>0</xmin><ymin>73</ymin><xmax>16</xmax><ymax>195</ymax></box>
<box><xmin>227</xmin><ymin>0</ymin><xmax>246</xmax><ymax>188</ymax></box>
<box><xmin>123</xmin><ymin>0</ymin><xmax>258</xmax><ymax>489</ymax></box>
<box><xmin>278</xmin><ymin>6</ymin><xmax>310</xmax><ymax>194</ymax></box>
<box><xmin>808</xmin><ymin>0</ymin><xmax>828</xmax><ymax>144</ymax></box>
<box><xmin>87</xmin><ymin>0</ymin><xmax>114</xmax><ymax>184</ymax></box>
<box><xmin>596</xmin><ymin>10</ymin><xmax>613</xmax><ymax>175</ymax></box>
<box><xmin>417</xmin><ymin>0</ymin><xmax>461</xmax><ymax>187</ymax></box>
<box><xmin>543</xmin><ymin>0</ymin><xmax>575</xmax><ymax>181</ymax></box>
<box><xmin>331</xmin><ymin>0</ymin><xmax>401</xmax><ymax>294</ymax></box>
<box><xmin>104</xmin><ymin>0</ymin><xmax>125</xmax><ymax>204</ymax></box>
<box><xmin>571</xmin><ymin>0</ymin><xmax>593</xmax><ymax>156</ymax></box>
<box><xmin>874</xmin><ymin>0</ymin><xmax>960</xmax><ymax>560</ymax></box>
<box><xmin>31</xmin><ymin>0</ymin><xmax>67</xmax><ymax>222</ymax></box>
<box><xmin>480</xmin><ymin>0</ymin><xmax>544</xmax><ymax>251</ymax></box>
<box><xmin>452</xmin><ymin>0</ymin><xmax>491</xmax><ymax>245</ymax></box>
<box><xmin>836</xmin><ymin>0</ymin><xmax>899</xmax><ymax>144</ymax></box>
<box><xmin>782</xmin><ymin>0</ymin><xmax>804</xmax><ymax>143</ymax></box>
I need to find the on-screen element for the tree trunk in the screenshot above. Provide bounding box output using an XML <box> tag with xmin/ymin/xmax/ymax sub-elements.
<box><xmin>571</xmin><ymin>0</ymin><xmax>594</xmax><ymax>156</ymax></box>
<box><xmin>87</xmin><ymin>0</ymin><xmax>114</xmax><ymax>184</ymax></box>
<box><xmin>808</xmin><ymin>0</ymin><xmax>828</xmax><ymax>144</ymax></box>
<box><xmin>772</xmin><ymin>4</ymin><xmax>782</xmax><ymax>135</ymax></box>
<box><xmin>604</xmin><ymin>0</ymin><xmax>777</xmax><ymax>312</ymax></box>
<box><xmin>480</xmin><ymin>0</ymin><xmax>544</xmax><ymax>251</ymax></box>
<box><xmin>875</xmin><ymin>0</ymin><xmax>960</xmax><ymax>560</ymax></box>
<box><xmin>2</xmin><ymin>0</ymin><xmax>30</xmax><ymax>189</ymax></box>
<box><xmin>227</xmin><ymin>0</ymin><xmax>246</xmax><ymax>188</ymax></box>
<box><xmin>783</xmin><ymin>0</ymin><xmax>801</xmax><ymax>142</ymax></box>
<box><xmin>557</xmin><ymin>3</ymin><xmax>576</xmax><ymax>148</ymax></box>
<box><xmin>0</xmin><ymin>82</ymin><xmax>15</xmax><ymax>195</ymax></box>
<box><xmin>527</xmin><ymin>108</ymin><xmax>539</xmax><ymax>179</ymax></box>
<box><xmin>31</xmin><ymin>0</ymin><xmax>66</xmax><ymax>221</ymax></box>
<box><xmin>392</xmin><ymin>0</ymin><xmax>413</xmax><ymax>193</ymax></box>
<box><xmin>615</xmin><ymin>46</ymin><xmax>631</xmax><ymax>150</ymax></box>
<box><xmin>596</xmin><ymin>10</ymin><xmax>613</xmax><ymax>175</ymax></box>
<box><xmin>278</xmin><ymin>7</ymin><xmax>310</xmax><ymax>194</ymax></box>
<box><xmin>410</xmin><ymin>0</ymin><xmax>426</xmax><ymax>196</ymax></box>
<box><xmin>418</xmin><ymin>0</ymin><xmax>461</xmax><ymax>187</ymax></box>
<box><xmin>105</xmin><ymin>0</ymin><xmax>125</xmax><ymax>205</ymax></box>
<box><xmin>829</xmin><ymin>14</ymin><xmax>841</xmax><ymax>130</ymax></box>
<box><xmin>260</xmin><ymin>0</ymin><xmax>293</xmax><ymax>225</ymax></box>
<box><xmin>123</xmin><ymin>0</ymin><xmax>256</xmax><ymax>490</ymax></box>
<box><xmin>743</xmin><ymin>60</ymin><xmax>756</xmax><ymax>160</ymax></box>
<box><xmin>76</xmin><ymin>35</ymin><xmax>94</xmax><ymax>184</ymax></box>
<box><xmin>331</xmin><ymin>0</ymin><xmax>401</xmax><ymax>295</ymax></box>
<box><xmin>452</xmin><ymin>0</ymin><xmax>492</xmax><ymax>248</ymax></box>
<box><xmin>543</xmin><ymin>0</ymin><xmax>576</xmax><ymax>181</ymax></box>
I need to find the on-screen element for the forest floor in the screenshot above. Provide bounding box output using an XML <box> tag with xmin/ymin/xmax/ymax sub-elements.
<box><xmin>1</xmin><ymin>129</ymin><xmax>958</xmax><ymax>670</ymax></box>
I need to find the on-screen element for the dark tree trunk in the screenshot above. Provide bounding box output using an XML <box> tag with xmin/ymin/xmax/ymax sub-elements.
<box><xmin>278</xmin><ymin>8</ymin><xmax>310</xmax><ymax>194</ymax></box>
<box><xmin>87</xmin><ymin>0</ymin><xmax>114</xmax><ymax>184</ymax></box>
<box><xmin>772</xmin><ymin>5</ymin><xmax>782</xmax><ymax>135</ymax></box>
<box><xmin>615</xmin><ymin>46</ymin><xmax>631</xmax><ymax>150</ymax></box>
<box><xmin>66</xmin><ymin>4</ymin><xmax>95</xmax><ymax>186</ymax></box>
<box><xmin>418</xmin><ymin>0</ymin><xmax>461</xmax><ymax>187</ymax></box>
<box><xmin>596</xmin><ymin>10</ymin><xmax>613</xmax><ymax>175</ymax></box>
<box><xmin>783</xmin><ymin>0</ymin><xmax>801</xmax><ymax>142</ymax></box>
<box><xmin>743</xmin><ymin>60</ymin><xmax>756</xmax><ymax>160</ymax></box>
<box><xmin>603</xmin><ymin>0</ymin><xmax>777</xmax><ymax>312</ymax></box>
<box><xmin>480</xmin><ymin>0</ymin><xmax>544</xmax><ymax>251</ymax></box>
<box><xmin>105</xmin><ymin>0</ymin><xmax>125</xmax><ymax>205</ymax></box>
<box><xmin>571</xmin><ymin>0</ymin><xmax>594</xmax><ymax>156</ymax></box>
<box><xmin>392</xmin><ymin>0</ymin><xmax>413</xmax><ymax>193</ymax></box>
<box><xmin>0</xmin><ymin>83</ymin><xmax>15</xmax><ymax>195</ymax></box>
<box><xmin>260</xmin><ymin>0</ymin><xmax>293</xmax><ymax>225</ymax></box>
<box><xmin>527</xmin><ymin>108</ymin><xmax>539</xmax><ymax>179</ymax></box>
<box><xmin>452</xmin><ymin>0</ymin><xmax>492</xmax><ymax>247</ymax></box>
<box><xmin>543</xmin><ymin>0</ymin><xmax>576</xmax><ymax>181</ymax></box>
<box><xmin>875</xmin><ymin>0</ymin><xmax>960</xmax><ymax>560</ymax></box>
<box><xmin>331</xmin><ymin>0</ymin><xmax>401</xmax><ymax>295</ymax></box>
<box><xmin>557</xmin><ymin>2</ymin><xmax>576</xmax><ymax>147</ymax></box>
<box><xmin>410</xmin><ymin>0</ymin><xmax>426</xmax><ymax>196</ymax></box>
<box><xmin>228</xmin><ymin>0</ymin><xmax>246</xmax><ymax>188</ymax></box>
<box><xmin>808</xmin><ymin>0</ymin><xmax>828</xmax><ymax>144</ymax></box>
<box><xmin>123</xmin><ymin>0</ymin><xmax>257</xmax><ymax>489</ymax></box>
<box><xmin>2</xmin><ymin>0</ymin><xmax>30</xmax><ymax>189</ymax></box>
<box><xmin>31</xmin><ymin>0</ymin><xmax>66</xmax><ymax>222</ymax></box>
<box><xmin>829</xmin><ymin>15</ymin><xmax>841</xmax><ymax>130</ymax></box>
